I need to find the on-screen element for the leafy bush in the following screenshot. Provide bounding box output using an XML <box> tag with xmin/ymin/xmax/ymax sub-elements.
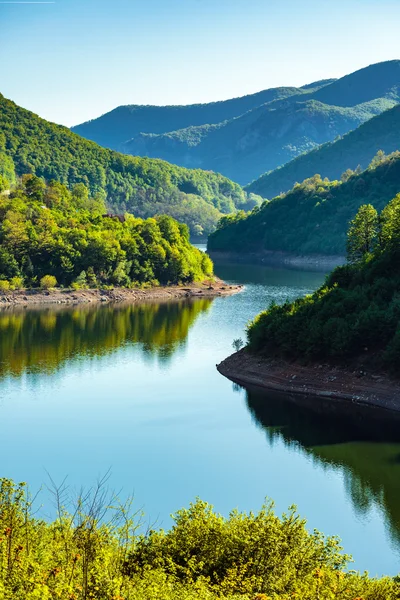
<box><xmin>0</xmin><ymin>479</ymin><xmax>398</xmax><ymax>600</ymax></box>
<box><xmin>40</xmin><ymin>275</ymin><xmax>58</xmax><ymax>290</ymax></box>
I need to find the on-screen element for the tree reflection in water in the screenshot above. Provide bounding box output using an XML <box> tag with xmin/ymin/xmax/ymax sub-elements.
<box><xmin>244</xmin><ymin>386</ymin><xmax>400</xmax><ymax>548</ymax></box>
<box><xmin>0</xmin><ymin>298</ymin><xmax>212</xmax><ymax>377</ymax></box>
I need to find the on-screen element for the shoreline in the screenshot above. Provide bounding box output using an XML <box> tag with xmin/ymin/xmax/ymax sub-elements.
<box><xmin>209</xmin><ymin>250</ymin><xmax>345</xmax><ymax>271</ymax></box>
<box><xmin>217</xmin><ymin>348</ymin><xmax>400</xmax><ymax>414</ymax></box>
<box><xmin>0</xmin><ymin>278</ymin><xmax>243</xmax><ymax>308</ymax></box>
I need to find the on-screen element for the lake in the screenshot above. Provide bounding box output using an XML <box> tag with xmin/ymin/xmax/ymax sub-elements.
<box><xmin>0</xmin><ymin>252</ymin><xmax>399</xmax><ymax>576</ymax></box>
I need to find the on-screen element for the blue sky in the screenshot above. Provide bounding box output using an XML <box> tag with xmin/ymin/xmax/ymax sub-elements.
<box><xmin>1</xmin><ymin>0</ymin><xmax>399</xmax><ymax>126</ymax></box>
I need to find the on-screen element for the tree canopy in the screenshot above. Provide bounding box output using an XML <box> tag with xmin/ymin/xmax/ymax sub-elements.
<box><xmin>0</xmin><ymin>175</ymin><xmax>213</xmax><ymax>288</ymax></box>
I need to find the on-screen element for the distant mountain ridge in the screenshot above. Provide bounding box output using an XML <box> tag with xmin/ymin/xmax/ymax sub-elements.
<box><xmin>71</xmin><ymin>61</ymin><xmax>400</xmax><ymax>185</ymax></box>
<box><xmin>246</xmin><ymin>104</ymin><xmax>400</xmax><ymax>199</ymax></box>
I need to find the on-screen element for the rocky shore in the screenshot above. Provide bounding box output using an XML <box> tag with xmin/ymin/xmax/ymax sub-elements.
<box><xmin>218</xmin><ymin>348</ymin><xmax>400</xmax><ymax>414</ymax></box>
<box><xmin>0</xmin><ymin>278</ymin><xmax>243</xmax><ymax>307</ymax></box>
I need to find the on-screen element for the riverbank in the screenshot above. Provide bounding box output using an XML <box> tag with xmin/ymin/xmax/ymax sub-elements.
<box><xmin>218</xmin><ymin>348</ymin><xmax>400</xmax><ymax>414</ymax></box>
<box><xmin>0</xmin><ymin>278</ymin><xmax>243</xmax><ymax>307</ymax></box>
<box><xmin>209</xmin><ymin>250</ymin><xmax>345</xmax><ymax>271</ymax></box>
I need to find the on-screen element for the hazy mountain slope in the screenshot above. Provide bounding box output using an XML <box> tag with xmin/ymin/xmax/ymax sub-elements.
<box><xmin>0</xmin><ymin>93</ymin><xmax>252</xmax><ymax>237</ymax></box>
<box><xmin>246</xmin><ymin>104</ymin><xmax>400</xmax><ymax>198</ymax></box>
<box><xmin>208</xmin><ymin>151</ymin><xmax>400</xmax><ymax>255</ymax></box>
<box><xmin>120</xmin><ymin>61</ymin><xmax>400</xmax><ymax>185</ymax></box>
<box><xmin>123</xmin><ymin>98</ymin><xmax>395</xmax><ymax>185</ymax></box>
<box><xmin>71</xmin><ymin>86</ymin><xmax>312</xmax><ymax>149</ymax></box>
<box><xmin>311</xmin><ymin>60</ymin><xmax>400</xmax><ymax>106</ymax></box>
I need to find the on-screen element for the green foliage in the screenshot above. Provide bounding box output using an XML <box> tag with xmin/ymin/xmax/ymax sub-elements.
<box><xmin>209</xmin><ymin>152</ymin><xmax>400</xmax><ymax>255</ymax></box>
<box><xmin>0</xmin><ymin>176</ymin><xmax>213</xmax><ymax>288</ymax></box>
<box><xmin>0</xmin><ymin>93</ymin><xmax>249</xmax><ymax>236</ymax></box>
<box><xmin>0</xmin><ymin>478</ymin><xmax>398</xmax><ymax>600</ymax></box>
<box><xmin>40</xmin><ymin>275</ymin><xmax>58</xmax><ymax>290</ymax></box>
<box><xmin>247</xmin><ymin>196</ymin><xmax>400</xmax><ymax>372</ymax></box>
<box><xmin>347</xmin><ymin>204</ymin><xmax>379</xmax><ymax>262</ymax></box>
<box><xmin>246</xmin><ymin>104</ymin><xmax>400</xmax><ymax>200</ymax></box>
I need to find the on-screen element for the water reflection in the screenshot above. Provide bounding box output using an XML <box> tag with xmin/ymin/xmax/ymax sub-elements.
<box><xmin>0</xmin><ymin>298</ymin><xmax>212</xmax><ymax>378</ymax></box>
<box><xmin>245</xmin><ymin>386</ymin><xmax>400</xmax><ymax>546</ymax></box>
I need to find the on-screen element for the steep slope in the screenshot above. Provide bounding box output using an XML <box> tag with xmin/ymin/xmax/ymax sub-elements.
<box><xmin>71</xmin><ymin>85</ymin><xmax>312</xmax><ymax>149</ymax></box>
<box><xmin>246</xmin><ymin>104</ymin><xmax>400</xmax><ymax>199</ymax></box>
<box><xmin>311</xmin><ymin>59</ymin><xmax>400</xmax><ymax>107</ymax></box>
<box><xmin>123</xmin><ymin>98</ymin><xmax>393</xmax><ymax>185</ymax></box>
<box><xmin>208</xmin><ymin>151</ymin><xmax>400</xmax><ymax>255</ymax></box>
<box><xmin>0</xmin><ymin>93</ymin><xmax>253</xmax><ymax>237</ymax></box>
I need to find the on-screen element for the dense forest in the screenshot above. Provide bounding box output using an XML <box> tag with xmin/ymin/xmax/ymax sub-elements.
<box><xmin>208</xmin><ymin>150</ymin><xmax>400</xmax><ymax>255</ymax></box>
<box><xmin>0</xmin><ymin>173</ymin><xmax>213</xmax><ymax>289</ymax></box>
<box><xmin>74</xmin><ymin>60</ymin><xmax>400</xmax><ymax>185</ymax></box>
<box><xmin>247</xmin><ymin>104</ymin><xmax>400</xmax><ymax>199</ymax></box>
<box><xmin>247</xmin><ymin>195</ymin><xmax>400</xmax><ymax>372</ymax></box>
<box><xmin>0</xmin><ymin>94</ymin><xmax>257</xmax><ymax>237</ymax></box>
<box><xmin>0</xmin><ymin>478</ymin><xmax>398</xmax><ymax>600</ymax></box>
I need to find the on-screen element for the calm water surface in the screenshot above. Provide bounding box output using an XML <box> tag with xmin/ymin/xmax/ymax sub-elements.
<box><xmin>1</xmin><ymin>251</ymin><xmax>399</xmax><ymax>576</ymax></box>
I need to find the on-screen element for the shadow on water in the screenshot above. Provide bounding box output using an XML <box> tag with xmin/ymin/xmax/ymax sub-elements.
<box><xmin>0</xmin><ymin>298</ymin><xmax>212</xmax><ymax>378</ymax></box>
<box><xmin>243</xmin><ymin>385</ymin><xmax>400</xmax><ymax>547</ymax></box>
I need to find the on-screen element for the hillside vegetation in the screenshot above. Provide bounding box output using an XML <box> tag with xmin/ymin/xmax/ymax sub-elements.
<box><xmin>208</xmin><ymin>151</ymin><xmax>400</xmax><ymax>255</ymax></box>
<box><xmin>247</xmin><ymin>195</ymin><xmax>400</xmax><ymax>372</ymax></box>
<box><xmin>247</xmin><ymin>104</ymin><xmax>400</xmax><ymax>199</ymax></box>
<box><xmin>0</xmin><ymin>478</ymin><xmax>398</xmax><ymax>600</ymax></box>
<box><xmin>73</xmin><ymin>61</ymin><xmax>400</xmax><ymax>185</ymax></box>
<box><xmin>0</xmin><ymin>94</ymin><xmax>255</xmax><ymax>237</ymax></box>
<box><xmin>0</xmin><ymin>174</ymin><xmax>213</xmax><ymax>289</ymax></box>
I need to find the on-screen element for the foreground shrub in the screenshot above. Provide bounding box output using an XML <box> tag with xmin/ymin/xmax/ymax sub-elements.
<box><xmin>0</xmin><ymin>479</ymin><xmax>398</xmax><ymax>600</ymax></box>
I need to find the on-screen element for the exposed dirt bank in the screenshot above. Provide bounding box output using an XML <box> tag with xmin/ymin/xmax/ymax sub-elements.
<box><xmin>209</xmin><ymin>250</ymin><xmax>345</xmax><ymax>272</ymax></box>
<box><xmin>0</xmin><ymin>278</ymin><xmax>243</xmax><ymax>307</ymax></box>
<box><xmin>218</xmin><ymin>348</ymin><xmax>400</xmax><ymax>414</ymax></box>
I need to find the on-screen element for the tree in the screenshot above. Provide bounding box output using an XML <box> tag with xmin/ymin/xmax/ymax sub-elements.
<box><xmin>380</xmin><ymin>194</ymin><xmax>400</xmax><ymax>249</ymax></box>
<box><xmin>347</xmin><ymin>204</ymin><xmax>378</xmax><ymax>263</ymax></box>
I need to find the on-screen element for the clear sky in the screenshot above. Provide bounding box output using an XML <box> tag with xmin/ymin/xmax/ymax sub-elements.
<box><xmin>1</xmin><ymin>0</ymin><xmax>399</xmax><ymax>127</ymax></box>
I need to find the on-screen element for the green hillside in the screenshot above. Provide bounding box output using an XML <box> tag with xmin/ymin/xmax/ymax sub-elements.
<box><xmin>0</xmin><ymin>93</ymin><xmax>255</xmax><ymax>237</ymax></box>
<box><xmin>247</xmin><ymin>195</ymin><xmax>400</xmax><ymax>373</ymax></box>
<box><xmin>208</xmin><ymin>151</ymin><xmax>400</xmax><ymax>255</ymax></box>
<box><xmin>246</xmin><ymin>104</ymin><xmax>400</xmax><ymax>199</ymax></box>
<box><xmin>123</xmin><ymin>97</ymin><xmax>394</xmax><ymax>185</ymax></box>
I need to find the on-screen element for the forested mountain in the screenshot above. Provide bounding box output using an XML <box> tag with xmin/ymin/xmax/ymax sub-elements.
<box><xmin>73</xmin><ymin>61</ymin><xmax>400</xmax><ymax>185</ymax></box>
<box><xmin>208</xmin><ymin>151</ymin><xmax>400</xmax><ymax>255</ymax></box>
<box><xmin>247</xmin><ymin>196</ymin><xmax>400</xmax><ymax>372</ymax></box>
<box><xmin>246</xmin><ymin>104</ymin><xmax>400</xmax><ymax>199</ymax></box>
<box><xmin>71</xmin><ymin>83</ymin><xmax>331</xmax><ymax>149</ymax></box>
<box><xmin>0</xmin><ymin>93</ymin><xmax>256</xmax><ymax>237</ymax></box>
<box><xmin>123</xmin><ymin>98</ymin><xmax>391</xmax><ymax>185</ymax></box>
